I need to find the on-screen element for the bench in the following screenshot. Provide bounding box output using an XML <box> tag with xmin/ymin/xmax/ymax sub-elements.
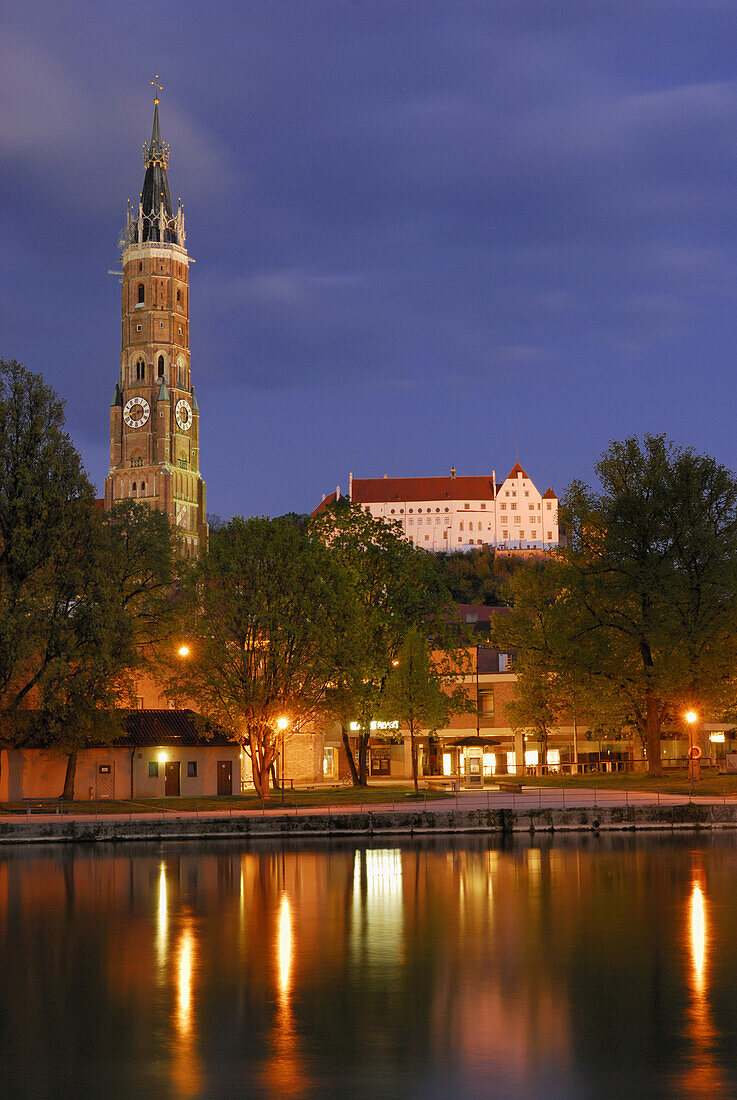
<box><xmin>493</xmin><ymin>780</ymin><xmax>523</xmax><ymax>793</ymax></box>
<box><xmin>424</xmin><ymin>777</ymin><xmax>461</xmax><ymax>793</ymax></box>
<box><xmin>24</xmin><ymin>798</ymin><xmax>63</xmax><ymax>815</ymax></box>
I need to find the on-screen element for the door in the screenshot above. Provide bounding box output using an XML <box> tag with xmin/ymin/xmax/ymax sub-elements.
<box><xmin>217</xmin><ymin>760</ymin><xmax>232</xmax><ymax>795</ymax></box>
<box><xmin>95</xmin><ymin>763</ymin><xmax>115</xmax><ymax>799</ymax></box>
<box><xmin>165</xmin><ymin>761</ymin><xmax>180</xmax><ymax>796</ymax></box>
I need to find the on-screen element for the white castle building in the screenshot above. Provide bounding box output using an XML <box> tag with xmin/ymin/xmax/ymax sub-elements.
<box><xmin>315</xmin><ymin>463</ymin><xmax>559</xmax><ymax>552</ymax></box>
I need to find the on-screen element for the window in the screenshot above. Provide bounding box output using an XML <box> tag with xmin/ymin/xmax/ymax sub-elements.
<box><xmin>513</xmin><ymin>516</ymin><xmax>521</xmax><ymax>524</ymax></box>
<box><xmin>131</xmin><ymin>456</ymin><xmax>143</xmax><ymax>468</ymax></box>
<box><xmin>177</xmin><ymin>289</ymin><xmax>181</xmax><ymax>303</ymax></box>
<box><xmin>139</xmin><ymin>262</ymin><xmax>143</xmax><ymax>272</ymax></box>
<box><xmin>132</xmin><ymin>482</ymin><xmax>137</xmax><ymax>493</ymax></box>
<box><xmin>408</xmin><ymin>518</ymin><xmax>414</xmax><ymax>526</ymax></box>
<box><xmin>136</xmin><ymin>324</ymin><xmax>142</xmax><ymax>332</ymax></box>
<box><xmin>459</xmin><ymin>521</ymin><xmax>464</xmax><ymax>531</ymax></box>
<box><xmin>424</xmin><ymin>534</ymin><xmax>430</xmax><ymax>541</ymax></box>
<box><xmin>178</xmin><ymin>327</ymin><xmax>183</xmax><ymax>334</ymax></box>
<box><xmin>444</xmin><ymin>507</ymin><xmax>449</xmax><ymax>512</ymax></box>
<box><xmin>524</xmin><ymin>491</ymin><xmax>529</xmax><ymax>497</ymax></box>
<box><xmin>547</xmin><ymin>531</ymin><xmax>553</xmax><ymax>540</ymax></box>
<box><xmin>480</xmin><ymin>502</ymin><xmax>486</xmax><ymax>510</ymax></box>
<box><xmin>464</xmin><ymin>503</ymin><xmax>470</xmax><ymax>510</ymax></box>
<box><xmin>149</xmin><ymin>761</ymin><xmax>159</xmax><ymax>777</ymax></box>
<box><xmin>499</xmin><ymin>503</ymin><xmax>506</xmax><ymax>510</ymax></box>
<box><xmin>187</xmin><ymin>761</ymin><xmax>197</xmax><ymax>778</ymax></box>
<box><xmin>436</xmin><ymin>507</ymin><xmax>440</xmax><ymax>512</ymax></box>
<box><xmin>502</xmin><ymin>530</ymin><xmax>508</xmax><ymax>539</ymax></box>
<box><xmin>531</xmin><ymin>530</ymin><xmax>537</xmax><ymax>538</ymax></box>
<box><xmin>178</xmin><ymin>459</ymin><xmax>188</xmax><ymax>470</ymax></box>
<box><xmin>435</xmin><ymin>516</ymin><xmax>441</xmax><ymax>524</ymax></box>
<box><xmin>135</xmin><ymin>359</ymin><xmax>145</xmax><ymax>381</ymax></box>
<box><xmin>478</xmin><ymin>690</ymin><xmax>494</xmax><ymax>716</ymax></box>
<box><xmin>158</xmin><ymin>355</ymin><xmax>164</xmax><ymax>377</ymax></box>
<box><xmin>528</xmin><ymin>504</ymin><xmax>535</xmax><ymax>511</ymax></box>
<box><xmin>418</xmin><ymin>508</ymin><xmax>423</xmax><ymax>513</ymax></box>
<box><xmin>547</xmin><ymin>502</ymin><xmax>552</xmax><ymax>510</ymax></box>
<box><xmin>408</xmin><ymin>508</ymin><xmax>413</xmax><ymax>514</ymax></box>
<box><xmin>498</xmin><ymin>653</ymin><xmax>512</xmax><ymax>672</ymax></box>
<box><xmin>140</xmin><ymin>482</ymin><xmax>146</xmax><ymax>493</ymax></box>
<box><xmin>505</xmin><ymin>491</ymin><xmax>509</xmax><ymax>497</ymax></box>
<box><xmin>159</xmin><ymin>321</ymin><xmax>164</xmax><ymax>328</ymax></box>
<box><xmin>510</xmin><ymin>503</ymin><xmax>517</xmax><ymax>511</ymax></box>
<box><xmin>390</xmin><ymin>508</ymin><xmax>395</xmax><ymax>514</ymax></box>
<box><xmin>137</xmin><ymin>284</ymin><xmax>144</xmax><ymax>304</ymax></box>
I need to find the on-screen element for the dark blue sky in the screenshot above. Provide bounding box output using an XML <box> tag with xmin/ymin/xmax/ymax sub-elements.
<box><xmin>3</xmin><ymin>0</ymin><xmax>737</xmax><ymax>518</ymax></box>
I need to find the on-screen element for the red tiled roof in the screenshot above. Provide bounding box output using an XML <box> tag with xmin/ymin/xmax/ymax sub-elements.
<box><xmin>503</xmin><ymin>462</ymin><xmax>530</xmax><ymax>481</ymax></box>
<box><xmin>350</xmin><ymin>475</ymin><xmax>497</xmax><ymax>503</ymax></box>
<box><xmin>542</xmin><ymin>487</ymin><xmax>558</xmax><ymax>499</ymax></box>
<box><xmin>311</xmin><ymin>491</ymin><xmax>337</xmax><ymax>517</ymax></box>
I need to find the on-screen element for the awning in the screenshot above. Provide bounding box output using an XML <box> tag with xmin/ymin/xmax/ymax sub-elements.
<box><xmin>446</xmin><ymin>735</ymin><xmax>502</xmax><ymax>749</ymax></box>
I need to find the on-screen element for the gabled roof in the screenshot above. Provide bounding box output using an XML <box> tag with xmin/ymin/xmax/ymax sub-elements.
<box><xmin>311</xmin><ymin>491</ymin><xmax>337</xmax><ymax>517</ymax></box>
<box><xmin>542</xmin><ymin>487</ymin><xmax>558</xmax><ymax>499</ymax></box>
<box><xmin>350</xmin><ymin>475</ymin><xmax>496</xmax><ymax>504</ymax></box>
<box><xmin>503</xmin><ymin>462</ymin><xmax>530</xmax><ymax>481</ymax></box>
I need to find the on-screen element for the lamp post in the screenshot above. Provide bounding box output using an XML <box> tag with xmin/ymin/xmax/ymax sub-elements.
<box><xmin>685</xmin><ymin>710</ymin><xmax>698</xmax><ymax>796</ymax></box>
<box><xmin>277</xmin><ymin>717</ymin><xmax>289</xmax><ymax>806</ymax></box>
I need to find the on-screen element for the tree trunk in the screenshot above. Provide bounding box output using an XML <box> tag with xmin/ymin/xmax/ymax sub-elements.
<box><xmin>645</xmin><ymin>690</ymin><xmax>663</xmax><ymax>777</ymax></box>
<box><xmin>62</xmin><ymin>751</ymin><xmax>77</xmax><ymax>801</ymax></box>
<box><xmin>248</xmin><ymin>726</ymin><xmax>277</xmax><ymax>798</ymax></box>
<box><xmin>357</xmin><ymin>731</ymin><xmax>370</xmax><ymax>786</ymax></box>
<box><xmin>341</xmin><ymin>723</ymin><xmax>360</xmax><ymax>785</ymax></box>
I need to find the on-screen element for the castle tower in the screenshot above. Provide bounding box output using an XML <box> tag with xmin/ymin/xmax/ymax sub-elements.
<box><xmin>105</xmin><ymin>88</ymin><xmax>207</xmax><ymax>558</ymax></box>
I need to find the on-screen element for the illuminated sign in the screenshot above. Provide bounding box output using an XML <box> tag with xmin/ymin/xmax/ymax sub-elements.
<box><xmin>349</xmin><ymin>720</ymin><xmax>399</xmax><ymax>731</ymax></box>
<box><xmin>710</xmin><ymin>732</ymin><xmax>726</xmax><ymax>743</ymax></box>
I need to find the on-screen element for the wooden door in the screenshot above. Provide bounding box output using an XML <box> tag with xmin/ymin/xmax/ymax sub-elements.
<box><xmin>165</xmin><ymin>761</ymin><xmax>180</xmax><ymax>796</ymax></box>
<box><xmin>217</xmin><ymin>760</ymin><xmax>232</xmax><ymax>795</ymax></box>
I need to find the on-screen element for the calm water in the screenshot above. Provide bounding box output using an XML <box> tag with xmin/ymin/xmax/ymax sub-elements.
<box><xmin>2</xmin><ymin>835</ymin><xmax>737</xmax><ymax>1099</ymax></box>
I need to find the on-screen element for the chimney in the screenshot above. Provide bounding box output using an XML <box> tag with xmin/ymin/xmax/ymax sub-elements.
<box><xmin>450</xmin><ymin>466</ymin><xmax>456</xmax><ymax>479</ymax></box>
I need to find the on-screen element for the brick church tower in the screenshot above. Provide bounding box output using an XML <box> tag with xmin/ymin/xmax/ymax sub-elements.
<box><xmin>105</xmin><ymin>90</ymin><xmax>207</xmax><ymax>557</ymax></box>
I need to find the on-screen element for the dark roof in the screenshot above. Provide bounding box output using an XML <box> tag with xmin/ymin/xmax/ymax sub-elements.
<box><xmin>115</xmin><ymin>709</ymin><xmax>234</xmax><ymax>748</ymax></box>
<box><xmin>140</xmin><ymin>103</ymin><xmax>177</xmax><ymax>244</ymax></box>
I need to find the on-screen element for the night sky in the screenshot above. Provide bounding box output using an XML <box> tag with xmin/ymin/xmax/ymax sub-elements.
<box><xmin>4</xmin><ymin>1</ymin><xmax>737</xmax><ymax>519</ymax></box>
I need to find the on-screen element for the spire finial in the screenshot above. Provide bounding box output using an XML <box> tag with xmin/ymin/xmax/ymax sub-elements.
<box><xmin>151</xmin><ymin>75</ymin><xmax>164</xmax><ymax>105</ymax></box>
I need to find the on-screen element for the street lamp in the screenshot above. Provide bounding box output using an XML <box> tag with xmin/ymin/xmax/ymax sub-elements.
<box><xmin>177</xmin><ymin>644</ymin><xmax>190</xmax><ymax>658</ymax></box>
<box><xmin>685</xmin><ymin>710</ymin><xmax>698</xmax><ymax>796</ymax></box>
<box><xmin>277</xmin><ymin>717</ymin><xmax>289</xmax><ymax>805</ymax></box>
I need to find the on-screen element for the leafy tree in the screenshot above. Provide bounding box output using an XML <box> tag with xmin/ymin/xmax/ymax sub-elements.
<box><xmin>381</xmin><ymin>626</ymin><xmax>466</xmax><ymax>791</ymax></box>
<box><xmin>311</xmin><ymin>500</ymin><xmax>459</xmax><ymax>785</ymax></box>
<box><xmin>498</xmin><ymin>437</ymin><xmax>737</xmax><ymax>776</ymax></box>
<box><xmin>165</xmin><ymin>516</ymin><xmax>349</xmax><ymax>797</ymax></box>
<box><xmin>0</xmin><ymin>360</ymin><xmax>175</xmax><ymax>796</ymax></box>
<box><xmin>437</xmin><ymin>545</ymin><xmax>524</xmax><ymax>606</ymax></box>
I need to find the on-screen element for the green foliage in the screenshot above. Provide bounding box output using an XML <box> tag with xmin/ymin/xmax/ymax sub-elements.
<box><xmin>310</xmin><ymin>500</ymin><xmax>458</xmax><ymax>784</ymax></box>
<box><xmin>381</xmin><ymin>627</ymin><xmax>467</xmax><ymax>789</ymax></box>
<box><xmin>495</xmin><ymin>436</ymin><xmax>737</xmax><ymax>775</ymax></box>
<box><xmin>166</xmin><ymin>515</ymin><xmax>350</xmax><ymax>796</ymax></box>
<box><xmin>437</xmin><ymin>544</ymin><xmax>523</xmax><ymax>606</ymax></box>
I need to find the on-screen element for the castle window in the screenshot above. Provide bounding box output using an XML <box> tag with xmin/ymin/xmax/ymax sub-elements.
<box><xmin>158</xmin><ymin>356</ymin><xmax>164</xmax><ymax>378</ymax></box>
<box><xmin>137</xmin><ymin>284</ymin><xmax>144</xmax><ymax>304</ymax></box>
<box><xmin>135</xmin><ymin>359</ymin><xmax>145</xmax><ymax>382</ymax></box>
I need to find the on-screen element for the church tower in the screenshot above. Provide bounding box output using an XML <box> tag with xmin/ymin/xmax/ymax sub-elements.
<box><xmin>105</xmin><ymin>87</ymin><xmax>208</xmax><ymax>557</ymax></box>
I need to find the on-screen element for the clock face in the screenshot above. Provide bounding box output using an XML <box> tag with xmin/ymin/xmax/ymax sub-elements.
<box><xmin>123</xmin><ymin>396</ymin><xmax>150</xmax><ymax>429</ymax></box>
<box><xmin>175</xmin><ymin>399</ymin><xmax>192</xmax><ymax>431</ymax></box>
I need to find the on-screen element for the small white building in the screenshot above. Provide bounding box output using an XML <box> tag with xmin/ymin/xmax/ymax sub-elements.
<box><xmin>315</xmin><ymin>463</ymin><xmax>559</xmax><ymax>552</ymax></box>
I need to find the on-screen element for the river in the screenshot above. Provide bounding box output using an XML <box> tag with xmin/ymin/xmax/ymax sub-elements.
<box><xmin>1</xmin><ymin>834</ymin><xmax>736</xmax><ymax>1098</ymax></box>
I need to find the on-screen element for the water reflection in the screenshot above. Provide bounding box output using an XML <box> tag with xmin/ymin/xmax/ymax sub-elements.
<box><xmin>676</xmin><ymin>875</ymin><xmax>729</xmax><ymax>1099</ymax></box>
<box><xmin>4</xmin><ymin>837</ymin><xmax>737</xmax><ymax>1098</ymax></box>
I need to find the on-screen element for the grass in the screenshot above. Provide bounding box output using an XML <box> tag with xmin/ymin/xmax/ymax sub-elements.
<box><xmin>512</xmin><ymin>767</ymin><xmax>737</xmax><ymax>798</ymax></box>
<box><xmin>0</xmin><ymin>784</ymin><xmax>449</xmax><ymax>816</ymax></box>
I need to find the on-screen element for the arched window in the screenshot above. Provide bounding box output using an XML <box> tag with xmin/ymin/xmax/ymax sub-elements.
<box><xmin>176</xmin><ymin>289</ymin><xmax>181</xmax><ymax>303</ymax></box>
<box><xmin>132</xmin><ymin>482</ymin><xmax>137</xmax><ymax>494</ymax></box>
<box><xmin>135</xmin><ymin>359</ymin><xmax>145</xmax><ymax>382</ymax></box>
<box><xmin>157</xmin><ymin>355</ymin><xmax>164</xmax><ymax>378</ymax></box>
<box><xmin>140</xmin><ymin>482</ymin><xmax>146</xmax><ymax>493</ymax></box>
<box><xmin>137</xmin><ymin>284</ymin><xmax>144</xmax><ymax>304</ymax></box>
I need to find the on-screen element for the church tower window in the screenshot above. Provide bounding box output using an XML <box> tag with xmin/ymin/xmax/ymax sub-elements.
<box><xmin>136</xmin><ymin>359</ymin><xmax>145</xmax><ymax>382</ymax></box>
<box><xmin>137</xmin><ymin>283</ymin><xmax>145</xmax><ymax>304</ymax></box>
<box><xmin>158</xmin><ymin>355</ymin><xmax>165</xmax><ymax>378</ymax></box>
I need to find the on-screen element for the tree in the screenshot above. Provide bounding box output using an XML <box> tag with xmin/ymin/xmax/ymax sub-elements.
<box><xmin>500</xmin><ymin>436</ymin><xmax>737</xmax><ymax>776</ymax></box>
<box><xmin>437</xmin><ymin>544</ymin><xmax>523</xmax><ymax>606</ymax></box>
<box><xmin>165</xmin><ymin>516</ymin><xmax>349</xmax><ymax>797</ymax></box>
<box><xmin>381</xmin><ymin>627</ymin><xmax>466</xmax><ymax>791</ymax></box>
<box><xmin>0</xmin><ymin>360</ymin><xmax>171</xmax><ymax>795</ymax></box>
<box><xmin>311</xmin><ymin>500</ymin><xmax>459</xmax><ymax>785</ymax></box>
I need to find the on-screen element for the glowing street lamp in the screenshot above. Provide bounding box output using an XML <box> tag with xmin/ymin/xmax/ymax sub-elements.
<box><xmin>177</xmin><ymin>644</ymin><xmax>190</xmax><ymax>658</ymax></box>
<box><xmin>276</xmin><ymin>717</ymin><xmax>289</xmax><ymax>805</ymax></box>
<box><xmin>685</xmin><ymin>710</ymin><xmax>699</xmax><ymax>796</ymax></box>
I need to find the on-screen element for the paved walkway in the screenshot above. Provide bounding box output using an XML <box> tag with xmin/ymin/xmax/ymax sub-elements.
<box><xmin>3</xmin><ymin>786</ymin><xmax>733</xmax><ymax>824</ymax></box>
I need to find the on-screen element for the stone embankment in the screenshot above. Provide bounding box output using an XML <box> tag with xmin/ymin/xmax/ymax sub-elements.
<box><xmin>2</xmin><ymin>802</ymin><xmax>737</xmax><ymax>844</ymax></box>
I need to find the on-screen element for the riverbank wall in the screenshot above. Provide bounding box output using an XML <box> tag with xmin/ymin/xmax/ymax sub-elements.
<box><xmin>3</xmin><ymin>802</ymin><xmax>737</xmax><ymax>843</ymax></box>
